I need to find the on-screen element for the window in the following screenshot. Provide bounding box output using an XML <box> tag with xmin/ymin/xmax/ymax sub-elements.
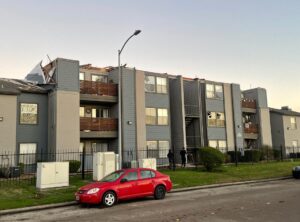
<box><xmin>208</xmin><ymin>140</ymin><xmax>218</xmax><ymax>148</ymax></box>
<box><xmin>91</xmin><ymin>108</ymin><xmax>110</xmax><ymax>118</ymax></box>
<box><xmin>291</xmin><ymin>117</ymin><xmax>297</xmax><ymax>130</ymax></box>
<box><xmin>157</xmin><ymin>109</ymin><xmax>168</xmax><ymax>125</ymax></box>
<box><xmin>147</xmin><ymin>141</ymin><xmax>158</xmax><ymax>150</ymax></box>
<box><xmin>216</xmin><ymin>112</ymin><xmax>225</xmax><ymax>127</ymax></box>
<box><xmin>19</xmin><ymin>143</ymin><xmax>37</xmax><ymax>164</ymax></box>
<box><xmin>20</xmin><ymin>103</ymin><xmax>38</xmax><ymax>124</ymax></box>
<box><xmin>208</xmin><ymin>140</ymin><xmax>227</xmax><ymax>151</ymax></box>
<box><xmin>207</xmin><ymin>111</ymin><xmax>225</xmax><ymax>127</ymax></box>
<box><xmin>146</xmin><ymin>108</ymin><xmax>156</xmax><ymax>125</ymax></box>
<box><xmin>147</xmin><ymin>141</ymin><xmax>158</xmax><ymax>158</ymax></box>
<box><xmin>218</xmin><ymin>140</ymin><xmax>227</xmax><ymax>149</ymax></box>
<box><xmin>206</xmin><ymin>84</ymin><xmax>215</xmax><ymax>98</ymax></box>
<box><xmin>159</xmin><ymin>141</ymin><xmax>169</xmax><ymax>158</ymax></box>
<box><xmin>140</xmin><ymin>170</ymin><xmax>155</xmax><ymax>179</ymax></box>
<box><xmin>207</xmin><ymin>112</ymin><xmax>216</xmax><ymax>127</ymax></box>
<box><xmin>123</xmin><ymin>171</ymin><xmax>138</xmax><ymax>181</ymax></box>
<box><xmin>145</xmin><ymin>76</ymin><xmax>155</xmax><ymax>92</ymax></box>
<box><xmin>79</xmin><ymin>72</ymin><xmax>85</xmax><ymax>81</ymax></box>
<box><xmin>206</xmin><ymin>84</ymin><xmax>223</xmax><ymax>99</ymax></box>
<box><xmin>91</xmin><ymin>74</ymin><xmax>108</xmax><ymax>83</ymax></box>
<box><xmin>80</xmin><ymin>107</ymin><xmax>85</xmax><ymax>117</ymax></box>
<box><xmin>156</xmin><ymin>77</ymin><xmax>167</xmax><ymax>93</ymax></box>
<box><xmin>292</xmin><ymin>140</ymin><xmax>298</xmax><ymax>148</ymax></box>
<box><xmin>215</xmin><ymin>85</ymin><xmax>223</xmax><ymax>99</ymax></box>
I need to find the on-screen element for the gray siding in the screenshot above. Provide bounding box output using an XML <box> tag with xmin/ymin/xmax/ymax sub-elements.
<box><xmin>55</xmin><ymin>58</ymin><xmax>80</xmax><ymax>92</ymax></box>
<box><xmin>231</xmin><ymin>84</ymin><xmax>243</xmax><ymax>149</ymax></box>
<box><xmin>122</xmin><ymin>68</ymin><xmax>137</xmax><ymax>152</ymax></box>
<box><xmin>270</xmin><ymin>112</ymin><xmax>285</xmax><ymax>148</ymax></box>
<box><xmin>207</xmin><ymin>128</ymin><xmax>227</xmax><ymax>140</ymax></box>
<box><xmin>17</xmin><ymin>93</ymin><xmax>48</xmax><ymax>152</ymax></box>
<box><xmin>169</xmin><ymin>77</ymin><xmax>186</xmax><ymax>155</ymax></box>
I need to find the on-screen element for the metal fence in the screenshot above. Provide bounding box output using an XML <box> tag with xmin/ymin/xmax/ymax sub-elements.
<box><xmin>1</xmin><ymin>146</ymin><xmax>300</xmax><ymax>185</ymax></box>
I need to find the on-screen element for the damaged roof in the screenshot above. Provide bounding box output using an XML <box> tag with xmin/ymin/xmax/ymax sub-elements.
<box><xmin>0</xmin><ymin>78</ymin><xmax>48</xmax><ymax>95</ymax></box>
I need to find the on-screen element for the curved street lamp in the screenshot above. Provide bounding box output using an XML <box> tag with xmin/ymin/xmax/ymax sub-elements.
<box><xmin>118</xmin><ymin>30</ymin><xmax>141</xmax><ymax>168</ymax></box>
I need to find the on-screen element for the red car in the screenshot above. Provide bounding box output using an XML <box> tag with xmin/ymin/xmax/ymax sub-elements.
<box><xmin>75</xmin><ymin>168</ymin><xmax>172</xmax><ymax>207</ymax></box>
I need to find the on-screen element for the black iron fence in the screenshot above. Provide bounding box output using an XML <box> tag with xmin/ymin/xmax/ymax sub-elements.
<box><xmin>1</xmin><ymin>146</ymin><xmax>300</xmax><ymax>185</ymax></box>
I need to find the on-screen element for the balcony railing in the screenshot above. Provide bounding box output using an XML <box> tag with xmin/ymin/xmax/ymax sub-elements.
<box><xmin>80</xmin><ymin>80</ymin><xmax>117</xmax><ymax>96</ymax></box>
<box><xmin>244</xmin><ymin>123</ymin><xmax>258</xmax><ymax>134</ymax></box>
<box><xmin>241</xmin><ymin>98</ymin><xmax>256</xmax><ymax>109</ymax></box>
<box><xmin>80</xmin><ymin>117</ymin><xmax>118</xmax><ymax>131</ymax></box>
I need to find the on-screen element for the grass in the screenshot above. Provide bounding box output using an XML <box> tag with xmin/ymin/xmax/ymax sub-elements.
<box><xmin>0</xmin><ymin>161</ymin><xmax>299</xmax><ymax>210</ymax></box>
<box><xmin>161</xmin><ymin>160</ymin><xmax>300</xmax><ymax>188</ymax></box>
<box><xmin>0</xmin><ymin>174</ymin><xmax>92</xmax><ymax>210</ymax></box>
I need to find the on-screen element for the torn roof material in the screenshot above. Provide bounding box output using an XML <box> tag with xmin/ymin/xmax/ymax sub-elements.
<box><xmin>0</xmin><ymin>78</ymin><xmax>48</xmax><ymax>95</ymax></box>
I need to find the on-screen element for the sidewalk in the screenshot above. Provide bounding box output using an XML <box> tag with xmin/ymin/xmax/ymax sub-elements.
<box><xmin>0</xmin><ymin>176</ymin><xmax>292</xmax><ymax>216</ymax></box>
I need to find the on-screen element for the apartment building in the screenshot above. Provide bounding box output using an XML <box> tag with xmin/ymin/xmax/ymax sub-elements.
<box><xmin>0</xmin><ymin>57</ymin><xmax>276</xmax><ymax>166</ymax></box>
<box><xmin>169</xmin><ymin>76</ymin><xmax>272</xmax><ymax>158</ymax></box>
<box><xmin>270</xmin><ymin>106</ymin><xmax>300</xmax><ymax>154</ymax></box>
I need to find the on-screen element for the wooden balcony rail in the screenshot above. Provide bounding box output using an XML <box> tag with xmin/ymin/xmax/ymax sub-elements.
<box><xmin>244</xmin><ymin>122</ymin><xmax>258</xmax><ymax>134</ymax></box>
<box><xmin>80</xmin><ymin>80</ymin><xmax>117</xmax><ymax>96</ymax></box>
<box><xmin>241</xmin><ymin>99</ymin><xmax>256</xmax><ymax>109</ymax></box>
<box><xmin>80</xmin><ymin>117</ymin><xmax>118</xmax><ymax>131</ymax></box>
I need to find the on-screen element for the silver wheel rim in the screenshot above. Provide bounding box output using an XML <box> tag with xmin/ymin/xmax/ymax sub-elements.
<box><xmin>105</xmin><ymin>193</ymin><xmax>115</xmax><ymax>206</ymax></box>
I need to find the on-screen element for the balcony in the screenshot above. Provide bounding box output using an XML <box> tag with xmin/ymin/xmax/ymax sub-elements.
<box><xmin>244</xmin><ymin>122</ymin><xmax>258</xmax><ymax>133</ymax></box>
<box><xmin>241</xmin><ymin>98</ymin><xmax>256</xmax><ymax>113</ymax></box>
<box><xmin>80</xmin><ymin>117</ymin><xmax>118</xmax><ymax>138</ymax></box>
<box><xmin>80</xmin><ymin>80</ymin><xmax>118</xmax><ymax>103</ymax></box>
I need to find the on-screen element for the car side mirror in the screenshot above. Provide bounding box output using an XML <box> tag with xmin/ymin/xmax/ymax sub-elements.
<box><xmin>120</xmin><ymin>178</ymin><xmax>128</xmax><ymax>183</ymax></box>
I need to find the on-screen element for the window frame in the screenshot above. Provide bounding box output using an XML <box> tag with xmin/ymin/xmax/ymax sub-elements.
<box><xmin>146</xmin><ymin>108</ymin><xmax>157</xmax><ymax>125</ymax></box>
<box><xmin>20</xmin><ymin>103</ymin><xmax>39</xmax><ymax>125</ymax></box>
<box><xmin>206</xmin><ymin>84</ymin><xmax>223</xmax><ymax>99</ymax></box>
<box><xmin>157</xmin><ymin>108</ymin><xmax>168</xmax><ymax>125</ymax></box>
<box><xmin>79</xmin><ymin>72</ymin><xmax>85</xmax><ymax>81</ymax></box>
<box><xmin>145</xmin><ymin>75</ymin><xmax>156</xmax><ymax>93</ymax></box>
<box><xmin>290</xmin><ymin>117</ymin><xmax>297</xmax><ymax>130</ymax></box>
<box><xmin>156</xmin><ymin>77</ymin><xmax>167</xmax><ymax>94</ymax></box>
<box><xmin>91</xmin><ymin>74</ymin><xmax>108</xmax><ymax>83</ymax></box>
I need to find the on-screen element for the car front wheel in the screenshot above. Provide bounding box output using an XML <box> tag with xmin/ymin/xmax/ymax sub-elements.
<box><xmin>102</xmin><ymin>191</ymin><xmax>116</xmax><ymax>207</ymax></box>
<box><xmin>154</xmin><ymin>185</ymin><xmax>166</xmax><ymax>200</ymax></box>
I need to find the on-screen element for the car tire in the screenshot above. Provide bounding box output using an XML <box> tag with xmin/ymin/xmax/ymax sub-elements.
<box><xmin>102</xmin><ymin>191</ymin><xmax>117</xmax><ymax>207</ymax></box>
<box><xmin>154</xmin><ymin>185</ymin><xmax>166</xmax><ymax>200</ymax></box>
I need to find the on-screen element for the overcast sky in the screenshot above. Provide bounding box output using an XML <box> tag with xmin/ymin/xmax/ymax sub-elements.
<box><xmin>0</xmin><ymin>0</ymin><xmax>299</xmax><ymax>111</ymax></box>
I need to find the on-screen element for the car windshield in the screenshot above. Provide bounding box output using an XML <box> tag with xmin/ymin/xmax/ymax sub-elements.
<box><xmin>100</xmin><ymin>170</ymin><xmax>125</xmax><ymax>182</ymax></box>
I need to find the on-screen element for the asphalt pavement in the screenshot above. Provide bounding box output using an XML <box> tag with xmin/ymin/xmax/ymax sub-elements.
<box><xmin>1</xmin><ymin>179</ymin><xmax>300</xmax><ymax>222</ymax></box>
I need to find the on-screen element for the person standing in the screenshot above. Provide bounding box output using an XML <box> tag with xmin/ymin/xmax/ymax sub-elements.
<box><xmin>180</xmin><ymin>148</ymin><xmax>187</xmax><ymax>168</ymax></box>
<box><xmin>167</xmin><ymin>149</ymin><xmax>174</xmax><ymax>170</ymax></box>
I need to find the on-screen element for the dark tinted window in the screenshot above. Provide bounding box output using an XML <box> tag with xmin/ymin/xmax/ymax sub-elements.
<box><xmin>140</xmin><ymin>170</ymin><xmax>155</xmax><ymax>179</ymax></box>
<box><xmin>123</xmin><ymin>171</ymin><xmax>138</xmax><ymax>181</ymax></box>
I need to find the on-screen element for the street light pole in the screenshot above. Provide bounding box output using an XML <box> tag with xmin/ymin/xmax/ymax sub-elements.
<box><xmin>118</xmin><ymin>30</ymin><xmax>141</xmax><ymax>169</ymax></box>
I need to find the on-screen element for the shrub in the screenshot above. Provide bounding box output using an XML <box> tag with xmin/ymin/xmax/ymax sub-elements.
<box><xmin>244</xmin><ymin>150</ymin><xmax>261</xmax><ymax>162</ymax></box>
<box><xmin>199</xmin><ymin>147</ymin><xmax>225</xmax><ymax>171</ymax></box>
<box><xmin>69</xmin><ymin>160</ymin><xmax>81</xmax><ymax>173</ymax></box>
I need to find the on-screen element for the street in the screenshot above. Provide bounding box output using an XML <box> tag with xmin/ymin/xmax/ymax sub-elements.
<box><xmin>1</xmin><ymin>179</ymin><xmax>300</xmax><ymax>222</ymax></box>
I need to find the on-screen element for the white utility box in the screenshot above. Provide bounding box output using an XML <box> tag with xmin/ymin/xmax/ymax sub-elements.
<box><xmin>138</xmin><ymin>158</ymin><xmax>157</xmax><ymax>170</ymax></box>
<box><xmin>36</xmin><ymin>162</ymin><xmax>69</xmax><ymax>189</ymax></box>
<box><xmin>93</xmin><ymin>152</ymin><xmax>116</xmax><ymax>181</ymax></box>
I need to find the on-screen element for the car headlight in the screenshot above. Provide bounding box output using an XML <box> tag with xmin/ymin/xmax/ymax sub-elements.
<box><xmin>87</xmin><ymin>188</ymin><xmax>100</xmax><ymax>194</ymax></box>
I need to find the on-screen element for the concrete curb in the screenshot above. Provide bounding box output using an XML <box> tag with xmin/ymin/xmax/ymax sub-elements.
<box><xmin>0</xmin><ymin>176</ymin><xmax>292</xmax><ymax>216</ymax></box>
